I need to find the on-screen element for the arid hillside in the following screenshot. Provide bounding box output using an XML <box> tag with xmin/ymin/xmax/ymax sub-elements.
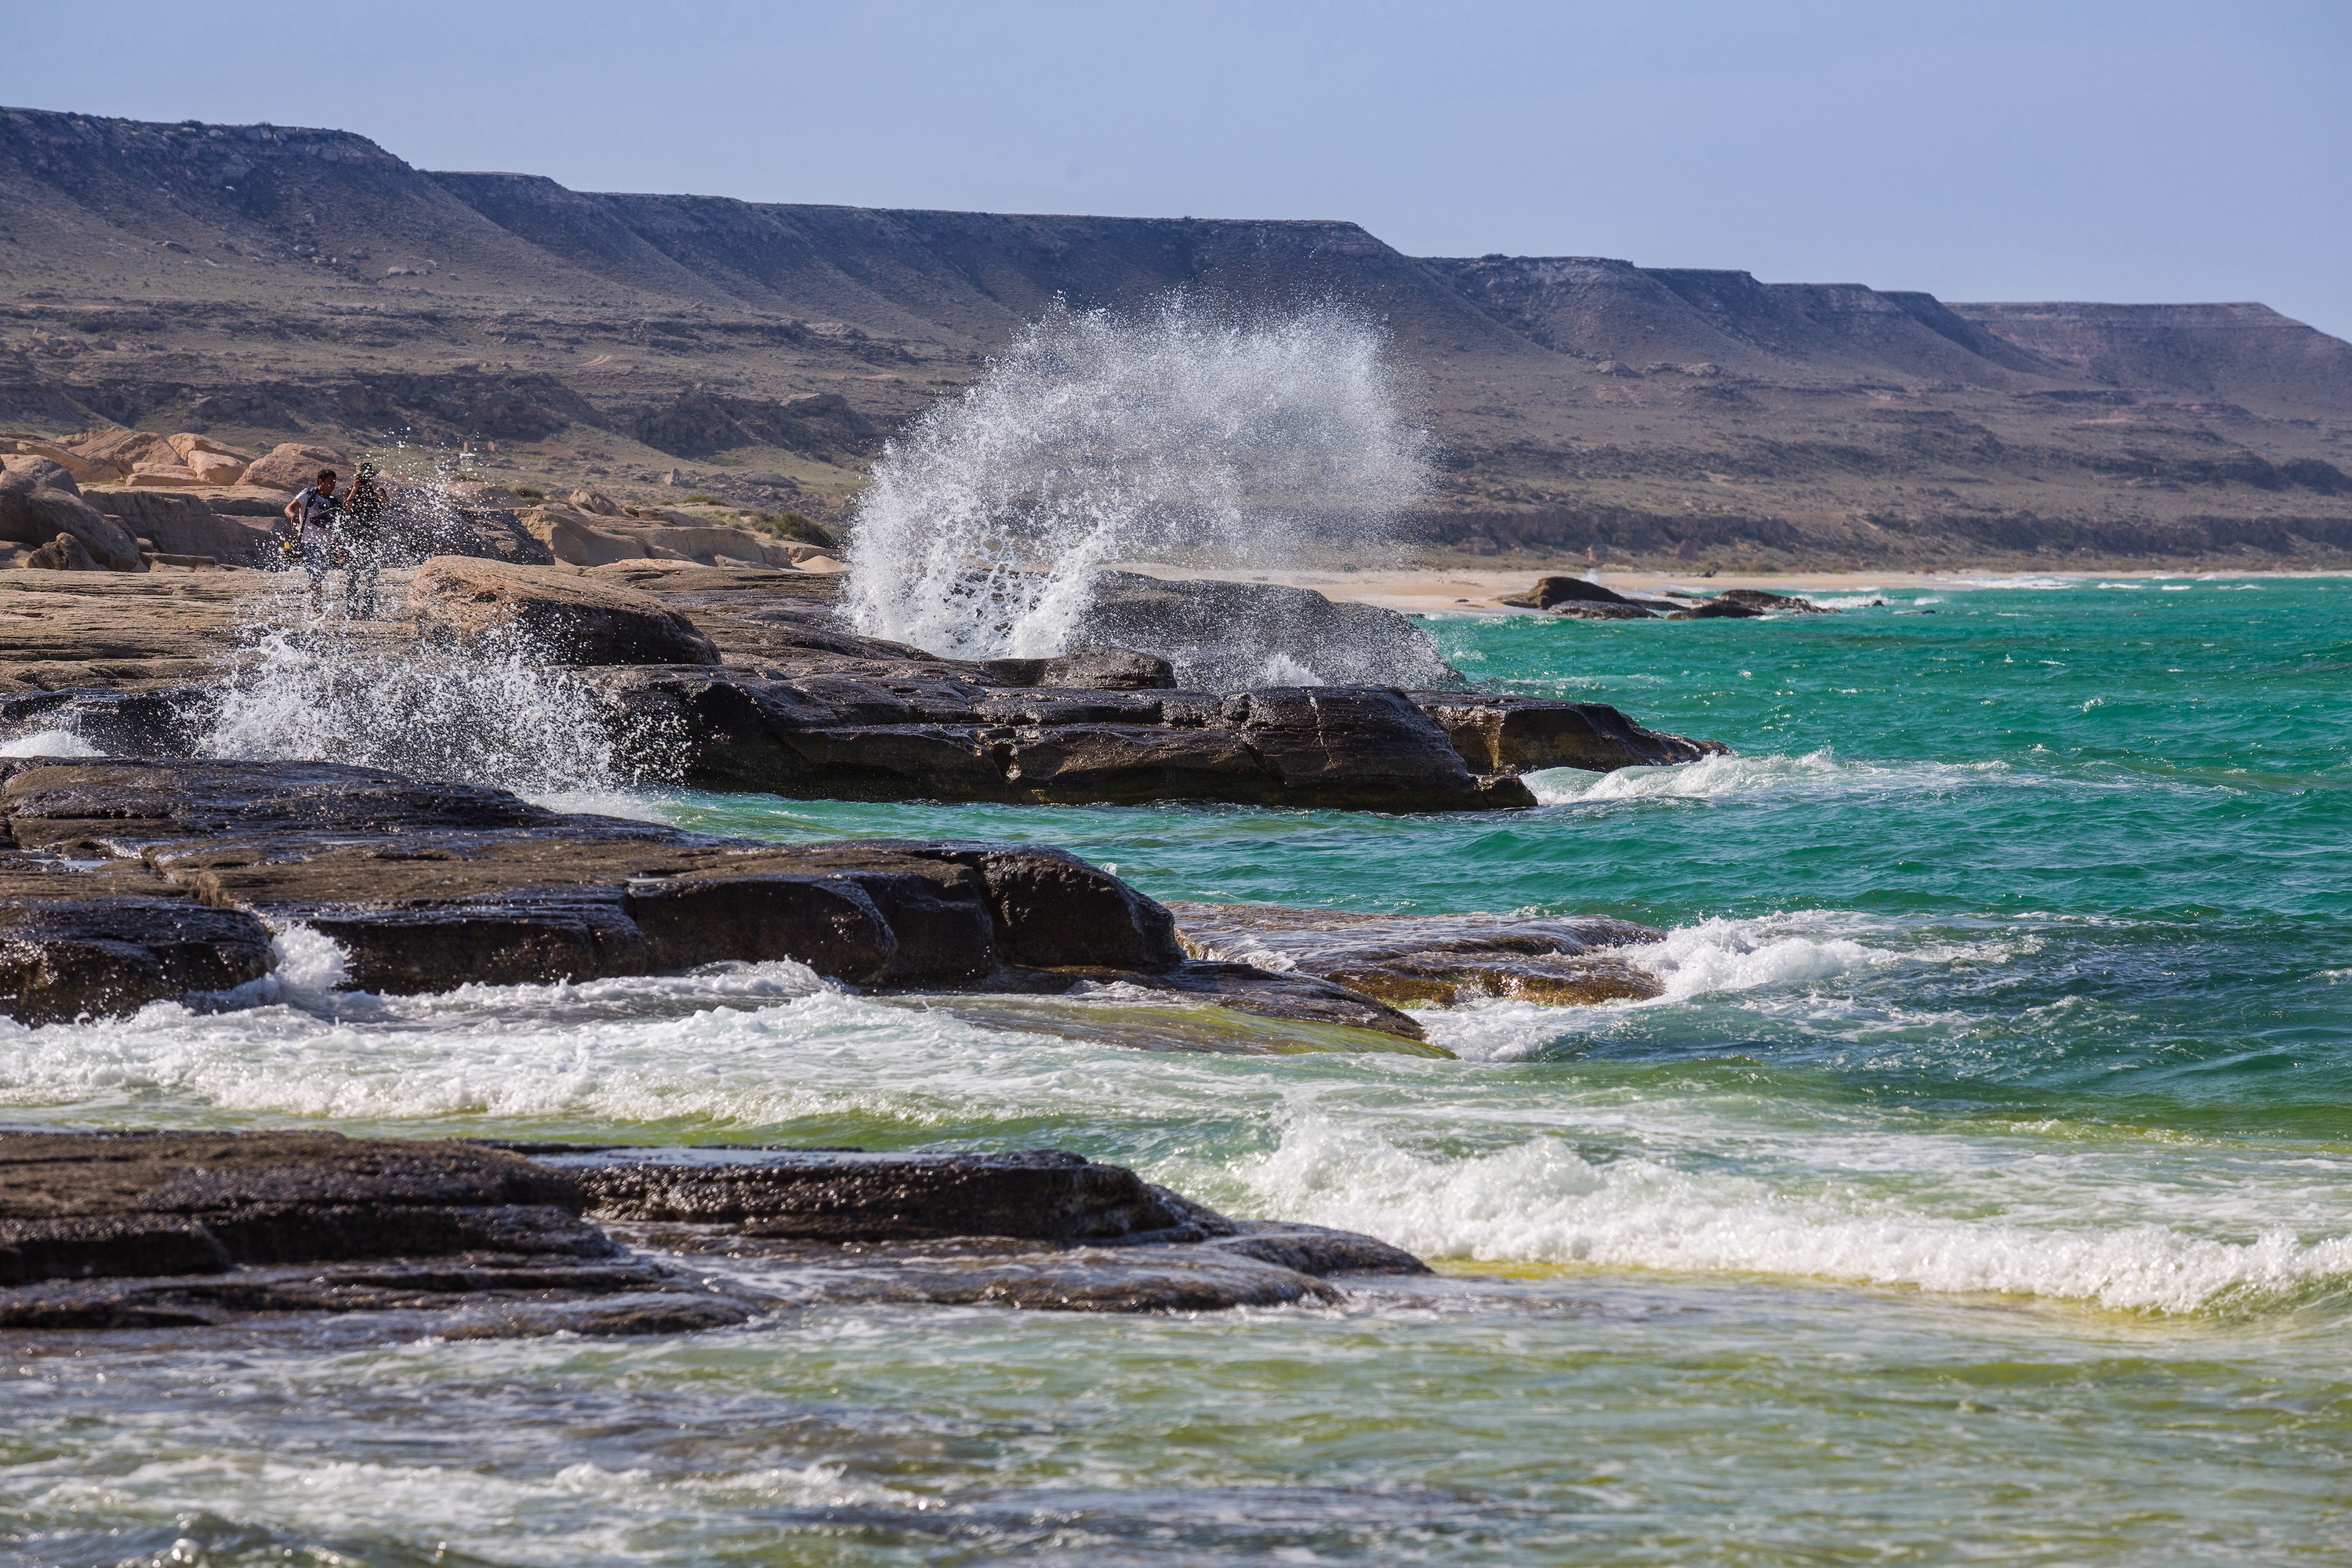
<box><xmin>5</xmin><ymin>104</ymin><xmax>2351</xmax><ymax>568</ymax></box>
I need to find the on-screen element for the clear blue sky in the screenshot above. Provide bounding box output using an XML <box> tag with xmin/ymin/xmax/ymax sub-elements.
<box><xmin>9</xmin><ymin>1</ymin><xmax>2348</xmax><ymax>336</ymax></box>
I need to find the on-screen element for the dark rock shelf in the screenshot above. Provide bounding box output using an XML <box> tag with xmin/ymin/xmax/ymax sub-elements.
<box><xmin>0</xmin><ymin>1131</ymin><xmax>1428</xmax><ymax>1335</ymax></box>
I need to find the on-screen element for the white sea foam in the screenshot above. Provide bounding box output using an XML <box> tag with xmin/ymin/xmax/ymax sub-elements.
<box><xmin>1523</xmin><ymin>750</ymin><xmax>2010</xmax><ymax>806</ymax></box>
<box><xmin>0</xmin><ymin>728</ymin><xmax>106</xmax><ymax>757</ymax></box>
<box><xmin>1233</xmin><ymin>1116</ymin><xmax>2352</xmax><ymax>1312</ymax></box>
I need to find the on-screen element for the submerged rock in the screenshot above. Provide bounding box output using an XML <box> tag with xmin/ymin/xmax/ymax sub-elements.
<box><xmin>1168</xmin><ymin>902</ymin><xmax>1668</xmax><ymax>1007</ymax></box>
<box><xmin>0</xmin><ymin>1132</ymin><xmax>1428</xmax><ymax>1332</ymax></box>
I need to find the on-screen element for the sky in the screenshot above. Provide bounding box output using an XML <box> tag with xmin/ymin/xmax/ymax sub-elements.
<box><xmin>7</xmin><ymin>0</ymin><xmax>2349</xmax><ymax>336</ymax></box>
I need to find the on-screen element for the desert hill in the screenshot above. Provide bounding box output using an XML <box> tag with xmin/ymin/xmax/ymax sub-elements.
<box><xmin>5</xmin><ymin>103</ymin><xmax>2350</xmax><ymax>568</ymax></box>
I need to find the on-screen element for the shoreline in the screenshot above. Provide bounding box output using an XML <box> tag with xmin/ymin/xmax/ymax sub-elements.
<box><xmin>1109</xmin><ymin>561</ymin><xmax>2350</xmax><ymax>615</ymax></box>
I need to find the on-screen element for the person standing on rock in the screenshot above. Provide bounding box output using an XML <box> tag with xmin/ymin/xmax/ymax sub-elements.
<box><xmin>279</xmin><ymin>469</ymin><xmax>341</xmax><ymax>617</ymax></box>
<box><xmin>336</xmin><ymin>462</ymin><xmax>390</xmax><ymax>619</ymax></box>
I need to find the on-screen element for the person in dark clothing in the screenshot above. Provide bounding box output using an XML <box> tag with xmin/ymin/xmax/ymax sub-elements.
<box><xmin>278</xmin><ymin>469</ymin><xmax>341</xmax><ymax>616</ymax></box>
<box><xmin>337</xmin><ymin>462</ymin><xmax>390</xmax><ymax>619</ymax></box>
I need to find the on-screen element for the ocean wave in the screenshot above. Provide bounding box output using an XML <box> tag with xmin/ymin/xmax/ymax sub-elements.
<box><xmin>1524</xmin><ymin>749</ymin><xmax>2010</xmax><ymax>806</ymax></box>
<box><xmin>1420</xmin><ymin>910</ymin><xmax>2020</xmax><ymax>1062</ymax></box>
<box><xmin>1232</xmin><ymin>1116</ymin><xmax>2352</xmax><ymax>1312</ymax></box>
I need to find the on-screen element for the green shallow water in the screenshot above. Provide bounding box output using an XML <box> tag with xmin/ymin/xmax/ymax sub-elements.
<box><xmin>5</xmin><ymin>574</ymin><xmax>2351</xmax><ymax>1564</ymax></box>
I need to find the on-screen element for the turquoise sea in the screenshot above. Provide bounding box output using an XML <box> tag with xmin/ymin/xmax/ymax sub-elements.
<box><xmin>5</xmin><ymin>574</ymin><xmax>2350</xmax><ymax>1565</ymax></box>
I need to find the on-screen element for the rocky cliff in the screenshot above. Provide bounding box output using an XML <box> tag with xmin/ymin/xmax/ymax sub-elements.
<box><xmin>5</xmin><ymin>105</ymin><xmax>2351</xmax><ymax>568</ymax></box>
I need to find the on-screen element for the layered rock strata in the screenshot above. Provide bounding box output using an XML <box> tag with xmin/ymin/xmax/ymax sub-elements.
<box><xmin>0</xmin><ymin>1131</ymin><xmax>1425</xmax><ymax>1332</ymax></box>
<box><xmin>0</xmin><ymin>756</ymin><xmax>1423</xmax><ymax>1039</ymax></box>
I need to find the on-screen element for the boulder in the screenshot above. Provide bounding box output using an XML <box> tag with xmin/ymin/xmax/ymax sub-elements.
<box><xmin>1497</xmin><ymin>575</ymin><xmax>1635</xmax><ymax>610</ymax></box>
<box><xmin>166</xmin><ymin>433</ymin><xmax>261</xmax><ymax>464</ymax></box>
<box><xmin>1716</xmin><ymin>588</ymin><xmax>1833</xmax><ymax>613</ymax></box>
<box><xmin>409</xmin><ymin>556</ymin><xmax>721</xmax><ymax>665</ymax></box>
<box><xmin>574</xmin><ymin>1149</ymin><xmax>1190</xmax><ymax>1243</ymax></box>
<box><xmin>1551</xmin><ymin>601</ymin><xmax>1657</xmax><ymax>620</ymax></box>
<box><xmin>570</xmin><ymin>488</ymin><xmax>627</xmax><ymax>516</ymax></box>
<box><xmin>24</xmin><ymin>532</ymin><xmax>100</xmax><ymax>571</ymax></box>
<box><xmin>93</xmin><ymin>490</ymin><xmax>272</xmax><ymax>564</ymax></box>
<box><xmin>0</xmin><ymin>437</ymin><xmax>122</xmax><ymax>485</ymax></box>
<box><xmin>0</xmin><ymin>900</ymin><xmax>273</xmax><ymax>1023</ymax></box>
<box><xmin>0</xmin><ymin>457</ymin><xmax>144</xmax><ymax>569</ymax></box>
<box><xmin>1667</xmin><ymin>597</ymin><xmax>1764</xmax><ymax>619</ymax></box>
<box><xmin>519</xmin><ymin>505</ymin><xmax>652</xmax><ymax>567</ymax></box>
<box><xmin>1080</xmin><ymin>572</ymin><xmax>1461</xmax><ymax>690</ymax></box>
<box><xmin>125</xmin><ymin>461</ymin><xmax>207</xmax><ymax>488</ymax></box>
<box><xmin>182</xmin><ymin>451</ymin><xmax>249</xmax><ymax>486</ymax></box>
<box><xmin>58</xmin><ymin>428</ymin><xmax>177</xmax><ymax>474</ymax></box>
<box><xmin>1407</xmin><ymin>691</ymin><xmax>1727</xmax><ymax>773</ymax></box>
<box><xmin>241</xmin><ymin>441</ymin><xmax>347</xmax><ymax>492</ymax></box>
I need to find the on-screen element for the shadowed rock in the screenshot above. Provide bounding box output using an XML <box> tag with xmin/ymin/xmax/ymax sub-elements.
<box><xmin>410</xmin><ymin>556</ymin><xmax>721</xmax><ymax>664</ymax></box>
<box><xmin>0</xmin><ymin>1131</ymin><xmax>610</xmax><ymax>1287</ymax></box>
<box><xmin>0</xmin><ymin>759</ymin><xmax>1436</xmax><ymax>1044</ymax></box>
<box><xmin>1406</xmin><ymin>692</ymin><xmax>1726</xmax><ymax>774</ymax></box>
<box><xmin>0</xmin><ymin>1133</ymin><xmax>1431</xmax><ymax>1330</ymax></box>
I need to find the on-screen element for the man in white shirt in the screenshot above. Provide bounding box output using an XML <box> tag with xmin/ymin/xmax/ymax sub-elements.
<box><xmin>280</xmin><ymin>468</ymin><xmax>342</xmax><ymax>617</ymax></box>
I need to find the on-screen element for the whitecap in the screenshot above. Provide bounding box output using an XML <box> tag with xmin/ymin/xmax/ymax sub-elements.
<box><xmin>1229</xmin><ymin>1116</ymin><xmax>2352</xmax><ymax>1313</ymax></box>
<box><xmin>1523</xmin><ymin>750</ymin><xmax>2009</xmax><ymax>806</ymax></box>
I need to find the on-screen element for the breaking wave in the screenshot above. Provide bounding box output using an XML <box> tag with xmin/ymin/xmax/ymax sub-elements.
<box><xmin>1232</xmin><ymin>1115</ymin><xmax>2352</xmax><ymax>1313</ymax></box>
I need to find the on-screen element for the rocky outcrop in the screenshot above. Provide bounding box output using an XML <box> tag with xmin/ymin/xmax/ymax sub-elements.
<box><xmin>0</xmin><ymin>563</ymin><xmax>1727</xmax><ymax>809</ymax></box>
<box><xmin>0</xmin><ymin>458</ymin><xmax>143</xmax><ymax>570</ymax></box>
<box><xmin>1406</xmin><ymin>691</ymin><xmax>1725</xmax><ymax>773</ymax></box>
<box><xmin>240</xmin><ymin>441</ymin><xmax>347</xmax><ymax>492</ymax></box>
<box><xmin>0</xmin><ymin>1131</ymin><xmax>1427</xmax><ymax>1330</ymax></box>
<box><xmin>0</xmin><ymin>757</ymin><xmax>1428</xmax><ymax>1043</ymax></box>
<box><xmin>410</xmin><ymin>557</ymin><xmax>723</xmax><ymax>665</ymax></box>
<box><xmin>1079</xmin><ymin>572</ymin><xmax>1462</xmax><ymax>690</ymax></box>
<box><xmin>1171</xmin><ymin>902</ymin><xmax>1670</xmax><ymax>1005</ymax></box>
<box><xmin>597</xmin><ymin>667</ymin><xmax>1537</xmax><ymax>810</ymax></box>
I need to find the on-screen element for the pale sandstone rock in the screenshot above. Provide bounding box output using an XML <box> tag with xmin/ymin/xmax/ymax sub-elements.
<box><xmin>241</xmin><ymin>442</ymin><xmax>347</xmax><ymax>492</ymax></box>
<box><xmin>519</xmin><ymin>506</ymin><xmax>652</xmax><ymax>567</ymax></box>
<box><xmin>60</xmin><ymin>430</ymin><xmax>177</xmax><ymax>472</ymax></box>
<box><xmin>183</xmin><ymin>452</ymin><xmax>249</xmax><ymax>485</ymax></box>
<box><xmin>166</xmin><ymin>434</ymin><xmax>261</xmax><ymax>464</ymax></box>
<box><xmin>126</xmin><ymin>463</ymin><xmax>207</xmax><ymax>489</ymax></box>
<box><xmin>570</xmin><ymin>489</ymin><xmax>626</xmax><ymax>516</ymax></box>
<box><xmin>0</xmin><ymin>438</ymin><xmax>123</xmax><ymax>485</ymax></box>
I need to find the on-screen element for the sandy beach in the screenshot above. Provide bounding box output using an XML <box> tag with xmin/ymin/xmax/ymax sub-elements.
<box><xmin>1109</xmin><ymin>562</ymin><xmax>2348</xmax><ymax>615</ymax></box>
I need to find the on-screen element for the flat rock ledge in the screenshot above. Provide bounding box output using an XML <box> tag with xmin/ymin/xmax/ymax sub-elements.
<box><xmin>0</xmin><ymin>757</ymin><xmax>1425</xmax><ymax>1040</ymax></box>
<box><xmin>0</xmin><ymin>562</ymin><xmax>1727</xmax><ymax>815</ymax></box>
<box><xmin>0</xmin><ymin>1132</ymin><xmax>1428</xmax><ymax>1335</ymax></box>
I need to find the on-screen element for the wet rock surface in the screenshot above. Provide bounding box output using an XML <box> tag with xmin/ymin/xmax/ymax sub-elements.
<box><xmin>0</xmin><ymin>757</ymin><xmax>1435</xmax><ymax>1039</ymax></box>
<box><xmin>0</xmin><ymin>562</ymin><xmax>1723</xmax><ymax>811</ymax></box>
<box><xmin>1169</xmin><ymin>901</ymin><xmax>1668</xmax><ymax>1006</ymax></box>
<box><xmin>0</xmin><ymin>1132</ymin><xmax>1428</xmax><ymax>1333</ymax></box>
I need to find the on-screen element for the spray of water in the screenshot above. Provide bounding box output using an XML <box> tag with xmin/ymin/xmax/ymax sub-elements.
<box><xmin>190</xmin><ymin>464</ymin><xmax>676</xmax><ymax>810</ymax></box>
<box><xmin>844</xmin><ymin>298</ymin><xmax>1428</xmax><ymax>661</ymax></box>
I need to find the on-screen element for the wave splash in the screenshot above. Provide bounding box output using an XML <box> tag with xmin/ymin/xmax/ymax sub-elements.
<box><xmin>1234</xmin><ymin>1116</ymin><xmax>2352</xmax><ymax>1313</ymax></box>
<box><xmin>194</xmin><ymin>575</ymin><xmax>674</xmax><ymax>807</ymax></box>
<box><xmin>844</xmin><ymin>297</ymin><xmax>1427</xmax><ymax>661</ymax></box>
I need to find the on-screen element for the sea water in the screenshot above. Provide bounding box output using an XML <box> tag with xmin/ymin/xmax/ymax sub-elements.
<box><xmin>5</xmin><ymin>575</ymin><xmax>2350</xmax><ymax>1565</ymax></box>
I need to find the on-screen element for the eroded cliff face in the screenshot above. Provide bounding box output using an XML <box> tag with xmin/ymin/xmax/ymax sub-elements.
<box><xmin>6</xmin><ymin>105</ymin><xmax>2352</xmax><ymax>568</ymax></box>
